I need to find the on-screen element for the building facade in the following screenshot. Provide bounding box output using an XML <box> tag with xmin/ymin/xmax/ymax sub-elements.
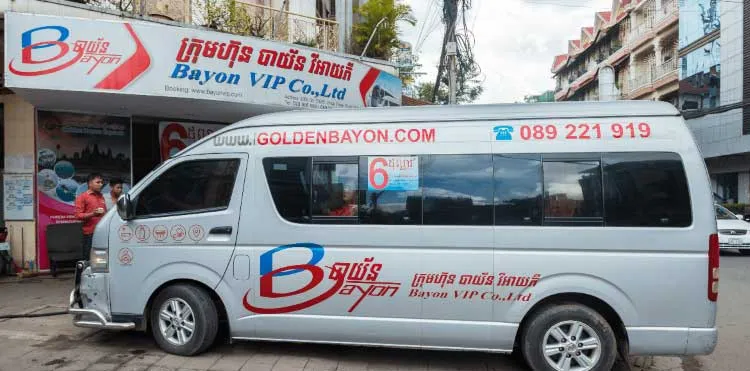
<box><xmin>551</xmin><ymin>0</ymin><xmax>679</xmax><ymax>105</ymax></box>
<box><xmin>0</xmin><ymin>0</ymin><xmax>401</xmax><ymax>274</ymax></box>
<box><xmin>680</xmin><ymin>0</ymin><xmax>748</xmax><ymax>204</ymax></box>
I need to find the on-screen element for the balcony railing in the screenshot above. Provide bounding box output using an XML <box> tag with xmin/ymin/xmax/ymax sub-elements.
<box><xmin>654</xmin><ymin>58</ymin><xmax>678</xmax><ymax>80</ymax></box>
<box><xmin>656</xmin><ymin>0</ymin><xmax>678</xmax><ymax>22</ymax></box>
<box><xmin>631</xmin><ymin>67</ymin><xmax>654</xmax><ymax>91</ymax></box>
<box><xmin>77</xmin><ymin>0</ymin><xmax>340</xmax><ymax>52</ymax></box>
<box><xmin>629</xmin><ymin>16</ymin><xmax>654</xmax><ymax>43</ymax></box>
<box><xmin>232</xmin><ymin>2</ymin><xmax>339</xmax><ymax>52</ymax></box>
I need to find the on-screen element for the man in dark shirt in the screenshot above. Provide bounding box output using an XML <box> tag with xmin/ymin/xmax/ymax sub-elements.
<box><xmin>75</xmin><ymin>173</ymin><xmax>106</xmax><ymax>260</ymax></box>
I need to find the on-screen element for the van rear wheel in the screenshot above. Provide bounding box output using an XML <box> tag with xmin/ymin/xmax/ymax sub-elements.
<box><xmin>521</xmin><ymin>303</ymin><xmax>617</xmax><ymax>371</ymax></box>
<box><xmin>150</xmin><ymin>284</ymin><xmax>219</xmax><ymax>356</ymax></box>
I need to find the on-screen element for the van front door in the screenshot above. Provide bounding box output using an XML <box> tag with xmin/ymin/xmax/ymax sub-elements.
<box><xmin>108</xmin><ymin>154</ymin><xmax>247</xmax><ymax>319</ymax></box>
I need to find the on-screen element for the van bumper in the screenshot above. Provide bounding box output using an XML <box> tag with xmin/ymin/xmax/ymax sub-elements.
<box><xmin>627</xmin><ymin>326</ymin><xmax>717</xmax><ymax>355</ymax></box>
<box><xmin>69</xmin><ymin>261</ymin><xmax>135</xmax><ymax>331</ymax></box>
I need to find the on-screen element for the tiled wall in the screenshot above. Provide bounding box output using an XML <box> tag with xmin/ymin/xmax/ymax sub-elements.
<box><xmin>1</xmin><ymin>95</ymin><xmax>37</xmax><ymax>269</ymax></box>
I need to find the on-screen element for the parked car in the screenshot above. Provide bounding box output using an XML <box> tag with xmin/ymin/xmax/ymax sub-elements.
<box><xmin>715</xmin><ymin>204</ymin><xmax>750</xmax><ymax>255</ymax></box>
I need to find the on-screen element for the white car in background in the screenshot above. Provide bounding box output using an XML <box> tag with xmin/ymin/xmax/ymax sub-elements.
<box><xmin>715</xmin><ymin>204</ymin><xmax>750</xmax><ymax>255</ymax></box>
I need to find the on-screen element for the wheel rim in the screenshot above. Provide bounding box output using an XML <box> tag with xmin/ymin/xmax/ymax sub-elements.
<box><xmin>158</xmin><ymin>298</ymin><xmax>196</xmax><ymax>346</ymax></box>
<box><xmin>542</xmin><ymin>320</ymin><xmax>602</xmax><ymax>371</ymax></box>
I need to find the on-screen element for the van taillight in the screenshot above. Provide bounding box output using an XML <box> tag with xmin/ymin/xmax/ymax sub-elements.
<box><xmin>708</xmin><ymin>233</ymin><xmax>719</xmax><ymax>302</ymax></box>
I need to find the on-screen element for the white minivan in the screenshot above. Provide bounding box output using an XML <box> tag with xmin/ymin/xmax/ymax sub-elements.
<box><xmin>70</xmin><ymin>101</ymin><xmax>718</xmax><ymax>371</ymax></box>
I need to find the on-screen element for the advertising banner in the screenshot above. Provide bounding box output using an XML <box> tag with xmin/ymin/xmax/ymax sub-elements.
<box><xmin>158</xmin><ymin>121</ymin><xmax>226</xmax><ymax>161</ymax></box>
<box><xmin>4</xmin><ymin>12</ymin><xmax>402</xmax><ymax>109</ymax></box>
<box><xmin>36</xmin><ymin>111</ymin><xmax>131</xmax><ymax>270</ymax></box>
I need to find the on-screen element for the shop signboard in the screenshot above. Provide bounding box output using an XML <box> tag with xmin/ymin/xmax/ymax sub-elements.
<box><xmin>36</xmin><ymin>111</ymin><xmax>131</xmax><ymax>270</ymax></box>
<box><xmin>4</xmin><ymin>12</ymin><xmax>402</xmax><ymax>109</ymax></box>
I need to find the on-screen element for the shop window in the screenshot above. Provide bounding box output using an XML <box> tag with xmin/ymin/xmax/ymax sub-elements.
<box><xmin>679</xmin><ymin>0</ymin><xmax>720</xmax><ymax>49</ymax></box>
<box><xmin>134</xmin><ymin>159</ymin><xmax>239</xmax><ymax>217</ymax></box>
<box><xmin>679</xmin><ymin>39</ymin><xmax>720</xmax><ymax>111</ymax></box>
<box><xmin>716</xmin><ymin>172</ymin><xmax>739</xmax><ymax>204</ymax></box>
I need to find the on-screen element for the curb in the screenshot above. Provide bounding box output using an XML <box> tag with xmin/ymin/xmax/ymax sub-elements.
<box><xmin>630</xmin><ymin>356</ymin><xmax>655</xmax><ymax>369</ymax></box>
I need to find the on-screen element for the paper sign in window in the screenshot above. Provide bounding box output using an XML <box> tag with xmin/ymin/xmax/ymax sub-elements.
<box><xmin>367</xmin><ymin>156</ymin><xmax>419</xmax><ymax>191</ymax></box>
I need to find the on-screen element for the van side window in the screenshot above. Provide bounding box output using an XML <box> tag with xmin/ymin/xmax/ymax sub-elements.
<box><xmin>359</xmin><ymin>156</ymin><xmax>422</xmax><ymax>225</ymax></box>
<box><xmin>603</xmin><ymin>152</ymin><xmax>692</xmax><ymax>227</ymax></box>
<box><xmin>135</xmin><ymin>159</ymin><xmax>239</xmax><ymax>217</ymax></box>
<box><xmin>422</xmin><ymin>154</ymin><xmax>494</xmax><ymax>225</ymax></box>
<box><xmin>263</xmin><ymin>157</ymin><xmax>311</xmax><ymax>223</ymax></box>
<box><xmin>312</xmin><ymin>159</ymin><xmax>359</xmax><ymax>221</ymax></box>
<box><xmin>494</xmin><ymin>154</ymin><xmax>543</xmax><ymax>226</ymax></box>
<box><xmin>542</xmin><ymin>157</ymin><xmax>603</xmax><ymax>226</ymax></box>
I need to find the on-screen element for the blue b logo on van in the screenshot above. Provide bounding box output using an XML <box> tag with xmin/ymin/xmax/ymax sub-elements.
<box><xmin>493</xmin><ymin>126</ymin><xmax>514</xmax><ymax>141</ymax></box>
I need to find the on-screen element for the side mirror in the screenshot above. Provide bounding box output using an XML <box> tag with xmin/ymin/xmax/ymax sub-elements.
<box><xmin>737</xmin><ymin>214</ymin><xmax>744</xmax><ymax>220</ymax></box>
<box><xmin>116</xmin><ymin>194</ymin><xmax>134</xmax><ymax>221</ymax></box>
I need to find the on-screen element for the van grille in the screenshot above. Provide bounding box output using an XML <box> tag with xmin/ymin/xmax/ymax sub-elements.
<box><xmin>719</xmin><ymin>229</ymin><xmax>747</xmax><ymax>235</ymax></box>
<box><xmin>720</xmin><ymin>243</ymin><xmax>750</xmax><ymax>248</ymax></box>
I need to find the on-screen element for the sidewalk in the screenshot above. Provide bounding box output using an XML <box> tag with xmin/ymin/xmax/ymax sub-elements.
<box><xmin>0</xmin><ymin>273</ymin><xmax>678</xmax><ymax>371</ymax></box>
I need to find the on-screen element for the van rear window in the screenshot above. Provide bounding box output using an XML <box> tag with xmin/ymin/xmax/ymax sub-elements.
<box><xmin>262</xmin><ymin>152</ymin><xmax>692</xmax><ymax>228</ymax></box>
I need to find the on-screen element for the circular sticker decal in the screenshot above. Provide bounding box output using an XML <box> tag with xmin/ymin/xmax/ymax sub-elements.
<box><xmin>189</xmin><ymin>225</ymin><xmax>205</xmax><ymax>241</ymax></box>
<box><xmin>135</xmin><ymin>225</ymin><xmax>151</xmax><ymax>242</ymax></box>
<box><xmin>153</xmin><ymin>225</ymin><xmax>168</xmax><ymax>242</ymax></box>
<box><xmin>118</xmin><ymin>225</ymin><xmax>133</xmax><ymax>242</ymax></box>
<box><xmin>117</xmin><ymin>248</ymin><xmax>134</xmax><ymax>265</ymax></box>
<box><xmin>171</xmin><ymin>225</ymin><xmax>186</xmax><ymax>242</ymax></box>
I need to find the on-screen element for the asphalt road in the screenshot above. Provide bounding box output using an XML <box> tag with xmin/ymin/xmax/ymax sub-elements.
<box><xmin>0</xmin><ymin>252</ymin><xmax>748</xmax><ymax>371</ymax></box>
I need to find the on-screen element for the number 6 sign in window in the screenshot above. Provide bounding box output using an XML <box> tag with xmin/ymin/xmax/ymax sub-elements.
<box><xmin>367</xmin><ymin>156</ymin><xmax>419</xmax><ymax>191</ymax></box>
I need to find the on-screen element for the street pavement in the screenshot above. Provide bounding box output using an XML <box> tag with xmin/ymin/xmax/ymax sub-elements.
<box><xmin>1</xmin><ymin>251</ymin><xmax>748</xmax><ymax>371</ymax></box>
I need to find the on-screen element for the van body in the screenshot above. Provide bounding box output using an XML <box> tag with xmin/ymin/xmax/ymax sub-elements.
<box><xmin>70</xmin><ymin>101</ymin><xmax>718</xmax><ymax>371</ymax></box>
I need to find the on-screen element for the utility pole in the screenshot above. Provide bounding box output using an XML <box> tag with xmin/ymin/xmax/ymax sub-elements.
<box><xmin>447</xmin><ymin>40</ymin><xmax>457</xmax><ymax>104</ymax></box>
<box><xmin>432</xmin><ymin>0</ymin><xmax>459</xmax><ymax>104</ymax></box>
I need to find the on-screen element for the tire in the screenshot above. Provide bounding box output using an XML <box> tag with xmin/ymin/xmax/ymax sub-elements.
<box><xmin>740</xmin><ymin>249</ymin><xmax>750</xmax><ymax>256</ymax></box>
<box><xmin>521</xmin><ymin>303</ymin><xmax>617</xmax><ymax>371</ymax></box>
<box><xmin>149</xmin><ymin>284</ymin><xmax>219</xmax><ymax>356</ymax></box>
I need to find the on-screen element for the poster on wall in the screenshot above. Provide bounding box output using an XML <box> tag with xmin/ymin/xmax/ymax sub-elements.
<box><xmin>4</xmin><ymin>173</ymin><xmax>34</xmax><ymax>220</ymax></box>
<box><xmin>36</xmin><ymin>111</ymin><xmax>132</xmax><ymax>270</ymax></box>
<box><xmin>158</xmin><ymin>121</ymin><xmax>226</xmax><ymax>161</ymax></box>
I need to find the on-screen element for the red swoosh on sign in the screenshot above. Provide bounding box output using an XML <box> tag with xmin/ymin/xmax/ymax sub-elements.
<box><xmin>359</xmin><ymin>68</ymin><xmax>380</xmax><ymax>106</ymax></box>
<box><xmin>95</xmin><ymin>23</ymin><xmax>151</xmax><ymax>90</ymax></box>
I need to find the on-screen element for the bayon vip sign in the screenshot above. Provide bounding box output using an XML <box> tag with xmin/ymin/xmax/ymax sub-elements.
<box><xmin>3</xmin><ymin>12</ymin><xmax>402</xmax><ymax>109</ymax></box>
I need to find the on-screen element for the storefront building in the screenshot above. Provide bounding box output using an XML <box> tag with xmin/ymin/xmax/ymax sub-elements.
<box><xmin>0</xmin><ymin>0</ymin><xmax>401</xmax><ymax>273</ymax></box>
<box><xmin>680</xmin><ymin>0</ymin><xmax>750</xmax><ymax>205</ymax></box>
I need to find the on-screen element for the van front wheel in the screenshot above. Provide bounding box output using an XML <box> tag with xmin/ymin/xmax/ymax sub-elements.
<box><xmin>150</xmin><ymin>284</ymin><xmax>219</xmax><ymax>356</ymax></box>
<box><xmin>521</xmin><ymin>303</ymin><xmax>617</xmax><ymax>371</ymax></box>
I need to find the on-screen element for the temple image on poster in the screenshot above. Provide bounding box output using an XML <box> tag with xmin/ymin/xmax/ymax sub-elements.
<box><xmin>37</xmin><ymin>111</ymin><xmax>132</xmax><ymax>204</ymax></box>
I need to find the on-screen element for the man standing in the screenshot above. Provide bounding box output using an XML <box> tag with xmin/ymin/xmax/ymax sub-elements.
<box><xmin>105</xmin><ymin>178</ymin><xmax>124</xmax><ymax>211</ymax></box>
<box><xmin>75</xmin><ymin>173</ymin><xmax>106</xmax><ymax>260</ymax></box>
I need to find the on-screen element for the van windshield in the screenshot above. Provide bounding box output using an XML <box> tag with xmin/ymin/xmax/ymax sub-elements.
<box><xmin>715</xmin><ymin>205</ymin><xmax>737</xmax><ymax>220</ymax></box>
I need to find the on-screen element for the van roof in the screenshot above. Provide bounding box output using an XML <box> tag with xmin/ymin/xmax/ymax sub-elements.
<box><xmin>232</xmin><ymin>100</ymin><xmax>681</xmax><ymax>128</ymax></box>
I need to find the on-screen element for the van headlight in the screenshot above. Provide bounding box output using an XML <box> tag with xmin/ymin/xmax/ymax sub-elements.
<box><xmin>90</xmin><ymin>248</ymin><xmax>109</xmax><ymax>273</ymax></box>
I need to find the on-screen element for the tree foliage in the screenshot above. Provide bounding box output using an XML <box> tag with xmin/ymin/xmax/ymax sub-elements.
<box><xmin>351</xmin><ymin>0</ymin><xmax>416</xmax><ymax>60</ymax></box>
<box><xmin>193</xmin><ymin>0</ymin><xmax>270</xmax><ymax>37</ymax></box>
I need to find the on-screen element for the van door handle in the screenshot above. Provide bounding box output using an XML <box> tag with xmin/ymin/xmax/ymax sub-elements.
<box><xmin>209</xmin><ymin>226</ymin><xmax>233</xmax><ymax>235</ymax></box>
